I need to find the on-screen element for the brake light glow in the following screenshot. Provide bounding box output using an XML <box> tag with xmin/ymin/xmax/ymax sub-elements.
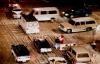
<box><xmin>90</xmin><ymin>59</ymin><xmax>91</xmax><ymax>62</ymax></box>
<box><xmin>26</xmin><ymin>28</ymin><xmax>29</xmax><ymax>30</ymax></box>
<box><xmin>74</xmin><ymin>59</ymin><xmax>77</xmax><ymax>63</ymax></box>
<box><xmin>16</xmin><ymin>56</ymin><xmax>18</xmax><ymax>59</ymax></box>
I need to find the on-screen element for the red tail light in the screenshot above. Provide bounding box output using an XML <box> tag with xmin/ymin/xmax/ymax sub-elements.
<box><xmin>9</xmin><ymin>4</ymin><xmax>12</xmax><ymax>7</ymax></box>
<box><xmin>30</xmin><ymin>54</ymin><xmax>32</xmax><ymax>58</ymax></box>
<box><xmin>12</xmin><ymin>14</ymin><xmax>14</xmax><ymax>17</ymax></box>
<box><xmin>90</xmin><ymin>59</ymin><xmax>91</xmax><ymax>62</ymax></box>
<box><xmin>16</xmin><ymin>56</ymin><xmax>18</xmax><ymax>59</ymax></box>
<box><xmin>74</xmin><ymin>59</ymin><xmax>77</xmax><ymax>63</ymax></box>
<box><xmin>26</xmin><ymin>28</ymin><xmax>29</xmax><ymax>30</ymax></box>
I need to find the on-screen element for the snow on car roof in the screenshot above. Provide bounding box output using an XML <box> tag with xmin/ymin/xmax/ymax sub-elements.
<box><xmin>72</xmin><ymin>17</ymin><xmax>94</xmax><ymax>22</ymax></box>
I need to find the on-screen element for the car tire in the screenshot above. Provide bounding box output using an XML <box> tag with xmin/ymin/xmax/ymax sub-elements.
<box><xmin>86</xmin><ymin>27</ymin><xmax>92</xmax><ymax>31</ymax></box>
<box><xmin>67</xmin><ymin>29</ymin><xmax>72</xmax><ymax>33</ymax></box>
<box><xmin>70</xmin><ymin>15</ymin><xmax>74</xmax><ymax>18</ymax></box>
<box><xmin>51</xmin><ymin>18</ymin><xmax>55</xmax><ymax>22</ymax></box>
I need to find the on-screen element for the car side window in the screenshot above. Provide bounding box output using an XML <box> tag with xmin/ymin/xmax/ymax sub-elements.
<box><xmin>86</xmin><ymin>21</ymin><xmax>95</xmax><ymax>24</ymax></box>
<box><xmin>75</xmin><ymin>22</ymin><xmax>80</xmax><ymax>26</ymax></box>
<box><xmin>49</xmin><ymin>10</ymin><xmax>57</xmax><ymax>14</ymax></box>
<box><xmin>72</xmin><ymin>50</ymin><xmax>76</xmax><ymax>56</ymax></box>
<box><xmin>41</xmin><ymin>11</ymin><xmax>46</xmax><ymax>15</ymax></box>
<box><xmin>81</xmin><ymin>22</ymin><xmax>85</xmax><ymax>25</ymax></box>
<box><xmin>69</xmin><ymin>48</ymin><xmax>71</xmax><ymax>51</ymax></box>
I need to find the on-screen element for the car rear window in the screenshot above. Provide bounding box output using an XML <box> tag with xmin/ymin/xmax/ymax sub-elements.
<box><xmin>13</xmin><ymin>9</ymin><xmax>21</xmax><ymax>11</ymax></box>
<box><xmin>77</xmin><ymin>53</ymin><xmax>89</xmax><ymax>58</ymax></box>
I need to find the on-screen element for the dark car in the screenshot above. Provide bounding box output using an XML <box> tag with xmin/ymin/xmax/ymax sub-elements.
<box><xmin>11</xmin><ymin>44</ymin><xmax>30</xmax><ymax>62</ymax></box>
<box><xmin>8</xmin><ymin>0</ymin><xmax>20</xmax><ymax>7</ymax></box>
<box><xmin>62</xmin><ymin>7</ymin><xmax>92</xmax><ymax>18</ymax></box>
<box><xmin>33</xmin><ymin>38</ymin><xmax>52</xmax><ymax>53</ymax></box>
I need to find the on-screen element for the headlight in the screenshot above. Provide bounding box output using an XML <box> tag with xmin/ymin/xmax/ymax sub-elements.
<box><xmin>62</xmin><ymin>12</ymin><xmax>65</xmax><ymax>14</ymax></box>
<box><xmin>65</xmin><ymin>14</ymin><xmax>69</xmax><ymax>16</ymax></box>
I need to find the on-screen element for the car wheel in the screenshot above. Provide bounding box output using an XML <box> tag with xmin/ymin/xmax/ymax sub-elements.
<box><xmin>51</xmin><ymin>18</ymin><xmax>55</xmax><ymax>22</ymax></box>
<box><xmin>70</xmin><ymin>15</ymin><xmax>74</xmax><ymax>18</ymax></box>
<box><xmin>86</xmin><ymin>27</ymin><xmax>92</xmax><ymax>31</ymax></box>
<box><xmin>71</xmin><ymin>59</ymin><xmax>74</xmax><ymax>64</ymax></box>
<box><xmin>85</xmin><ymin>14</ymin><xmax>89</xmax><ymax>16</ymax></box>
<box><xmin>67</xmin><ymin>29</ymin><xmax>72</xmax><ymax>33</ymax></box>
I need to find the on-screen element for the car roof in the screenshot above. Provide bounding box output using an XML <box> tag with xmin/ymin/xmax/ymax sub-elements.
<box><xmin>33</xmin><ymin>7</ymin><xmax>58</xmax><ymax>11</ymax></box>
<box><xmin>12</xmin><ymin>44</ymin><xmax>30</xmax><ymax>56</ymax></box>
<box><xmin>71</xmin><ymin>46</ymin><xmax>89</xmax><ymax>54</ymax></box>
<box><xmin>22</xmin><ymin>14</ymin><xmax>37</xmax><ymax>21</ymax></box>
<box><xmin>35</xmin><ymin>38</ymin><xmax>51</xmax><ymax>48</ymax></box>
<box><xmin>71</xmin><ymin>17</ymin><xmax>95</xmax><ymax>22</ymax></box>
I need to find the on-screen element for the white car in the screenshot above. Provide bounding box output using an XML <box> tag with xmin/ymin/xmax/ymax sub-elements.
<box><xmin>9</xmin><ymin>6</ymin><xmax>22</xmax><ymax>19</ymax></box>
<box><xmin>11</xmin><ymin>44</ymin><xmax>30</xmax><ymax>62</ymax></box>
<box><xmin>48</xmin><ymin>57</ymin><xmax>67</xmax><ymax>64</ymax></box>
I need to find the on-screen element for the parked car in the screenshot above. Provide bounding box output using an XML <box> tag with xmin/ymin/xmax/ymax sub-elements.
<box><xmin>64</xmin><ymin>46</ymin><xmax>91</xmax><ymax>64</ymax></box>
<box><xmin>9</xmin><ymin>6</ymin><xmax>22</xmax><ymax>19</ymax></box>
<box><xmin>33</xmin><ymin>38</ymin><xmax>52</xmax><ymax>53</ymax></box>
<box><xmin>62</xmin><ymin>7</ymin><xmax>92</xmax><ymax>18</ymax></box>
<box><xmin>8</xmin><ymin>0</ymin><xmax>20</xmax><ymax>8</ymax></box>
<box><xmin>48</xmin><ymin>57</ymin><xmax>67</xmax><ymax>64</ymax></box>
<box><xmin>11</xmin><ymin>44</ymin><xmax>31</xmax><ymax>62</ymax></box>
<box><xmin>18</xmin><ymin>14</ymin><xmax>40</xmax><ymax>34</ymax></box>
<box><xmin>29</xmin><ymin>7</ymin><xmax>60</xmax><ymax>22</ymax></box>
<box><xmin>59</xmin><ymin>17</ymin><xmax>97</xmax><ymax>33</ymax></box>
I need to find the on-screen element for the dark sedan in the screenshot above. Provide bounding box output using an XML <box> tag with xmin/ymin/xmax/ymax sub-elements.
<box><xmin>33</xmin><ymin>38</ymin><xmax>52</xmax><ymax>54</ymax></box>
<box><xmin>62</xmin><ymin>7</ymin><xmax>92</xmax><ymax>18</ymax></box>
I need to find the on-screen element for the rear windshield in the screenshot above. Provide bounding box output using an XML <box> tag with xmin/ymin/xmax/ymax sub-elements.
<box><xmin>13</xmin><ymin>9</ymin><xmax>21</xmax><ymax>11</ymax></box>
<box><xmin>77</xmin><ymin>53</ymin><xmax>89</xmax><ymax>58</ymax></box>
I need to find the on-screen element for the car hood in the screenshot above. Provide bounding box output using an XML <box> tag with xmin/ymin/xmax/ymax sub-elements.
<box><xmin>60</xmin><ymin>22</ymin><xmax>73</xmax><ymax>27</ymax></box>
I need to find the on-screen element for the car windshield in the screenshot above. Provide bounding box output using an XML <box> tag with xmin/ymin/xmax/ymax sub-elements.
<box><xmin>68</xmin><ymin>20</ymin><xmax>75</xmax><ymax>25</ymax></box>
<box><xmin>77</xmin><ymin>53</ymin><xmax>89</xmax><ymax>58</ymax></box>
<box><xmin>13</xmin><ymin>9</ymin><xmax>21</xmax><ymax>11</ymax></box>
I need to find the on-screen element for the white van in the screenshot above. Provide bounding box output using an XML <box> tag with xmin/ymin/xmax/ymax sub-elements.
<box><xmin>64</xmin><ymin>46</ymin><xmax>91</xmax><ymax>64</ymax></box>
<box><xmin>9</xmin><ymin>6</ymin><xmax>22</xmax><ymax>19</ymax></box>
<box><xmin>18</xmin><ymin>14</ymin><xmax>40</xmax><ymax>34</ymax></box>
<box><xmin>59</xmin><ymin>17</ymin><xmax>97</xmax><ymax>33</ymax></box>
<box><xmin>29</xmin><ymin>7</ymin><xmax>60</xmax><ymax>22</ymax></box>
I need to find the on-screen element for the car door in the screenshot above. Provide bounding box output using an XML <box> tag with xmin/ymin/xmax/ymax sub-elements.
<box><xmin>65</xmin><ymin>48</ymin><xmax>72</xmax><ymax>60</ymax></box>
<box><xmin>74</xmin><ymin>22</ymin><xmax>81</xmax><ymax>32</ymax></box>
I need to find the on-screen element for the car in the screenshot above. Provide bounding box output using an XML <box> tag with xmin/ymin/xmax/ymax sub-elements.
<box><xmin>11</xmin><ymin>44</ymin><xmax>31</xmax><ymax>62</ymax></box>
<box><xmin>62</xmin><ymin>7</ymin><xmax>92</xmax><ymax>18</ymax></box>
<box><xmin>59</xmin><ymin>17</ymin><xmax>97</xmax><ymax>33</ymax></box>
<box><xmin>8</xmin><ymin>0</ymin><xmax>20</xmax><ymax>7</ymax></box>
<box><xmin>9</xmin><ymin>6</ymin><xmax>22</xmax><ymax>19</ymax></box>
<box><xmin>33</xmin><ymin>38</ymin><xmax>52</xmax><ymax>53</ymax></box>
<box><xmin>64</xmin><ymin>46</ymin><xmax>91</xmax><ymax>64</ymax></box>
<box><xmin>48</xmin><ymin>57</ymin><xmax>67</xmax><ymax>64</ymax></box>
